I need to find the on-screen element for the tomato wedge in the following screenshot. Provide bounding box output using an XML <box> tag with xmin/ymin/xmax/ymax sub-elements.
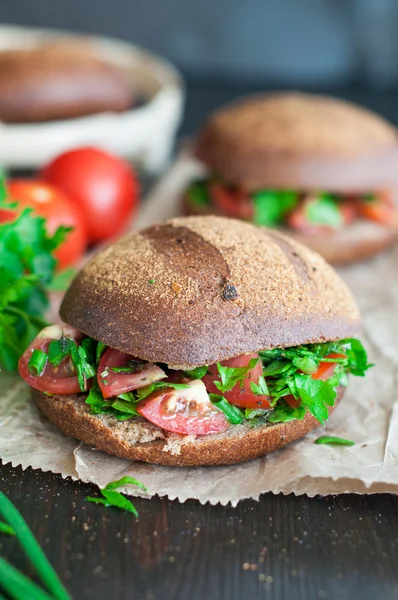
<box><xmin>18</xmin><ymin>325</ymin><xmax>85</xmax><ymax>394</ymax></box>
<box><xmin>358</xmin><ymin>192</ymin><xmax>396</xmax><ymax>225</ymax></box>
<box><xmin>202</xmin><ymin>352</ymin><xmax>271</xmax><ymax>409</ymax></box>
<box><xmin>209</xmin><ymin>183</ymin><xmax>254</xmax><ymax>220</ymax></box>
<box><xmin>311</xmin><ymin>353</ymin><xmax>346</xmax><ymax>381</ymax></box>
<box><xmin>136</xmin><ymin>380</ymin><xmax>229</xmax><ymax>435</ymax></box>
<box><xmin>98</xmin><ymin>348</ymin><xmax>166</xmax><ymax>398</ymax></box>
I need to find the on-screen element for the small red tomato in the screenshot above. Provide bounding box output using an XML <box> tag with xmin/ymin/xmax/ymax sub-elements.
<box><xmin>4</xmin><ymin>180</ymin><xmax>87</xmax><ymax>269</ymax></box>
<box><xmin>41</xmin><ymin>147</ymin><xmax>139</xmax><ymax>242</ymax></box>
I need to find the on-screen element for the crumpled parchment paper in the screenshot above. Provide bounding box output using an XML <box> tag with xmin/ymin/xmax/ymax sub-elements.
<box><xmin>1</xmin><ymin>150</ymin><xmax>397</xmax><ymax>506</ymax></box>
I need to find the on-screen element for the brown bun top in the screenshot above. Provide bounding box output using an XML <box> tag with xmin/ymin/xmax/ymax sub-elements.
<box><xmin>60</xmin><ymin>216</ymin><xmax>360</xmax><ymax>369</ymax></box>
<box><xmin>196</xmin><ymin>92</ymin><xmax>398</xmax><ymax>192</ymax></box>
<box><xmin>0</xmin><ymin>43</ymin><xmax>133</xmax><ymax>123</ymax></box>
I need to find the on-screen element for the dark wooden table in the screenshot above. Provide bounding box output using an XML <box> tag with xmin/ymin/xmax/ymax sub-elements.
<box><xmin>2</xmin><ymin>83</ymin><xmax>398</xmax><ymax>600</ymax></box>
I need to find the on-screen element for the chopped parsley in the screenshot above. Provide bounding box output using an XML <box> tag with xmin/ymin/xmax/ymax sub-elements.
<box><xmin>258</xmin><ymin>338</ymin><xmax>371</xmax><ymax>424</ymax></box>
<box><xmin>214</xmin><ymin>358</ymin><xmax>258</xmax><ymax>393</ymax></box>
<box><xmin>86</xmin><ymin>476</ymin><xmax>147</xmax><ymax>516</ymax></box>
<box><xmin>315</xmin><ymin>435</ymin><xmax>355</xmax><ymax>446</ymax></box>
<box><xmin>209</xmin><ymin>394</ymin><xmax>244</xmax><ymax>424</ymax></box>
<box><xmin>27</xmin><ymin>328</ymin><xmax>371</xmax><ymax>430</ymax></box>
<box><xmin>28</xmin><ymin>349</ymin><xmax>47</xmax><ymax>376</ymax></box>
<box><xmin>184</xmin><ymin>365</ymin><xmax>208</xmax><ymax>379</ymax></box>
<box><xmin>0</xmin><ymin>183</ymin><xmax>70</xmax><ymax>371</ymax></box>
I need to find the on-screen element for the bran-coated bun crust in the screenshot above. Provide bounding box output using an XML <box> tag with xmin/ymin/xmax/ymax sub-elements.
<box><xmin>33</xmin><ymin>387</ymin><xmax>344</xmax><ymax>466</ymax></box>
<box><xmin>196</xmin><ymin>92</ymin><xmax>398</xmax><ymax>192</ymax></box>
<box><xmin>60</xmin><ymin>216</ymin><xmax>360</xmax><ymax>368</ymax></box>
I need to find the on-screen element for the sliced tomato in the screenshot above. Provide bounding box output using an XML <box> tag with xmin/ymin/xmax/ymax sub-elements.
<box><xmin>358</xmin><ymin>191</ymin><xmax>396</xmax><ymax>225</ymax></box>
<box><xmin>18</xmin><ymin>325</ymin><xmax>85</xmax><ymax>394</ymax></box>
<box><xmin>311</xmin><ymin>353</ymin><xmax>346</xmax><ymax>381</ymax></box>
<box><xmin>202</xmin><ymin>352</ymin><xmax>271</xmax><ymax>409</ymax></box>
<box><xmin>98</xmin><ymin>348</ymin><xmax>166</xmax><ymax>398</ymax></box>
<box><xmin>136</xmin><ymin>380</ymin><xmax>229</xmax><ymax>435</ymax></box>
<box><xmin>209</xmin><ymin>183</ymin><xmax>253</xmax><ymax>220</ymax></box>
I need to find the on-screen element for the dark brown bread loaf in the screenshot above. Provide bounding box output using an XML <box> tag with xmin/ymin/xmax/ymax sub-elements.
<box><xmin>60</xmin><ymin>216</ymin><xmax>360</xmax><ymax>368</ymax></box>
<box><xmin>196</xmin><ymin>92</ymin><xmax>398</xmax><ymax>192</ymax></box>
<box><xmin>33</xmin><ymin>387</ymin><xmax>344</xmax><ymax>466</ymax></box>
<box><xmin>0</xmin><ymin>44</ymin><xmax>133</xmax><ymax>123</ymax></box>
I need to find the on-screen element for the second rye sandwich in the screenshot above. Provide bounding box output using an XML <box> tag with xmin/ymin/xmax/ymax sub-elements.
<box><xmin>18</xmin><ymin>216</ymin><xmax>371</xmax><ymax>466</ymax></box>
<box><xmin>186</xmin><ymin>92</ymin><xmax>398</xmax><ymax>263</ymax></box>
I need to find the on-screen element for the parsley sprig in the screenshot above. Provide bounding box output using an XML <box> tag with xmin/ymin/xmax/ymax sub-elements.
<box><xmin>0</xmin><ymin>182</ymin><xmax>70</xmax><ymax>371</ymax></box>
<box><xmin>86</xmin><ymin>476</ymin><xmax>148</xmax><ymax>516</ymax></box>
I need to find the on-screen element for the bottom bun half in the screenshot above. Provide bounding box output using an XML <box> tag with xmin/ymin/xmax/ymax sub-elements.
<box><xmin>33</xmin><ymin>387</ymin><xmax>345</xmax><ymax>467</ymax></box>
<box><xmin>288</xmin><ymin>220</ymin><xmax>398</xmax><ymax>264</ymax></box>
<box><xmin>183</xmin><ymin>197</ymin><xmax>398</xmax><ymax>264</ymax></box>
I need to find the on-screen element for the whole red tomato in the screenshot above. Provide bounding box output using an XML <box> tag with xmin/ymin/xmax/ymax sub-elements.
<box><xmin>41</xmin><ymin>147</ymin><xmax>139</xmax><ymax>242</ymax></box>
<box><xmin>4</xmin><ymin>180</ymin><xmax>87</xmax><ymax>269</ymax></box>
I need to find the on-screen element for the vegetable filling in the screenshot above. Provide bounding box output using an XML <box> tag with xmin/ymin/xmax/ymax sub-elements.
<box><xmin>19</xmin><ymin>326</ymin><xmax>372</xmax><ymax>437</ymax></box>
<box><xmin>185</xmin><ymin>179</ymin><xmax>396</xmax><ymax>232</ymax></box>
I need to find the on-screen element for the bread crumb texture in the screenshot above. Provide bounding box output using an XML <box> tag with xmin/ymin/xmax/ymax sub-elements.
<box><xmin>60</xmin><ymin>216</ymin><xmax>360</xmax><ymax>368</ymax></box>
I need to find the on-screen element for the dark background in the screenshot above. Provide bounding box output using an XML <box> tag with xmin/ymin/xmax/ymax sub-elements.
<box><xmin>2</xmin><ymin>0</ymin><xmax>398</xmax><ymax>88</ymax></box>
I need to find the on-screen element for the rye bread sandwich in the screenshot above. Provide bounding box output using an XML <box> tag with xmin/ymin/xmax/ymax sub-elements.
<box><xmin>185</xmin><ymin>92</ymin><xmax>398</xmax><ymax>264</ymax></box>
<box><xmin>18</xmin><ymin>216</ymin><xmax>371</xmax><ymax>466</ymax></box>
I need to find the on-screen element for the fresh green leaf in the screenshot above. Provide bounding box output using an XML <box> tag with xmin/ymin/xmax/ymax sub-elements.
<box><xmin>244</xmin><ymin>408</ymin><xmax>271</xmax><ymax>420</ymax></box>
<box><xmin>252</xmin><ymin>190</ymin><xmax>299</xmax><ymax>226</ymax></box>
<box><xmin>117</xmin><ymin>392</ymin><xmax>136</xmax><ymax>402</ymax></box>
<box><xmin>305</xmin><ymin>195</ymin><xmax>343</xmax><ymax>229</ymax></box>
<box><xmin>96</xmin><ymin>342</ymin><xmax>107</xmax><ymax>366</ymax></box>
<box><xmin>86</xmin><ymin>476</ymin><xmax>147</xmax><ymax>516</ymax></box>
<box><xmin>268</xmin><ymin>402</ymin><xmax>306</xmax><ymax>423</ymax></box>
<box><xmin>343</xmin><ymin>338</ymin><xmax>372</xmax><ymax>376</ymax></box>
<box><xmin>105</xmin><ymin>476</ymin><xmax>148</xmax><ymax>492</ymax></box>
<box><xmin>28</xmin><ymin>349</ymin><xmax>47</xmax><ymax>375</ymax></box>
<box><xmin>292</xmin><ymin>355</ymin><xmax>318</xmax><ymax>374</ymax></box>
<box><xmin>315</xmin><ymin>435</ymin><xmax>355</xmax><ymax>446</ymax></box>
<box><xmin>94</xmin><ymin>490</ymin><xmax>139</xmax><ymax>516</ymax></box>
<box><xmin>111</xmin><ymin>399</ymin><xmax>139</xmax><ymax>416</ymax></box>
<box><xmin>186</xmin><ymin>180</ymin><xmax>211</xmax><ymax>207</ymax></box>
<box><xmin>261</xmin><ymin>359</ymin><xmax>291</xmax><ymax>376</ymax></box>
<box><xmin>0</xmin><ymin>188</ymin><xmax>69</xmax><ymax>371</ymax></box>
<box><xmin>250</xmin><ymin>375</ymin><xmax>269</xmax><ymax>396</ymax></box>
<box><xmin>294</xmin><ymin>374</ymin><xmax>336</xmax><ymax>424</ymax></box>
<box><xmin>214</xmin><ymin>358</ymin><xmax>258</xmax><ymax>393</ymax></box>
<box><xmin>47</xmin><ymin>337</ymin><xmax>75</xmax><ymax>367</ymax></box>
<box><xmin>209</xmin><ymin>394</ymin><xmax>243</xmax><ymax>424</ymax></box>
<box><xmin>85</xmin><ymin>381</ymin><xmax>111</xmax><ymax>415</ymax></box>
<box><xmin>185</xmin><ymin>365</ymin><xmax>208</xmax><ymax>379</ymax></box>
